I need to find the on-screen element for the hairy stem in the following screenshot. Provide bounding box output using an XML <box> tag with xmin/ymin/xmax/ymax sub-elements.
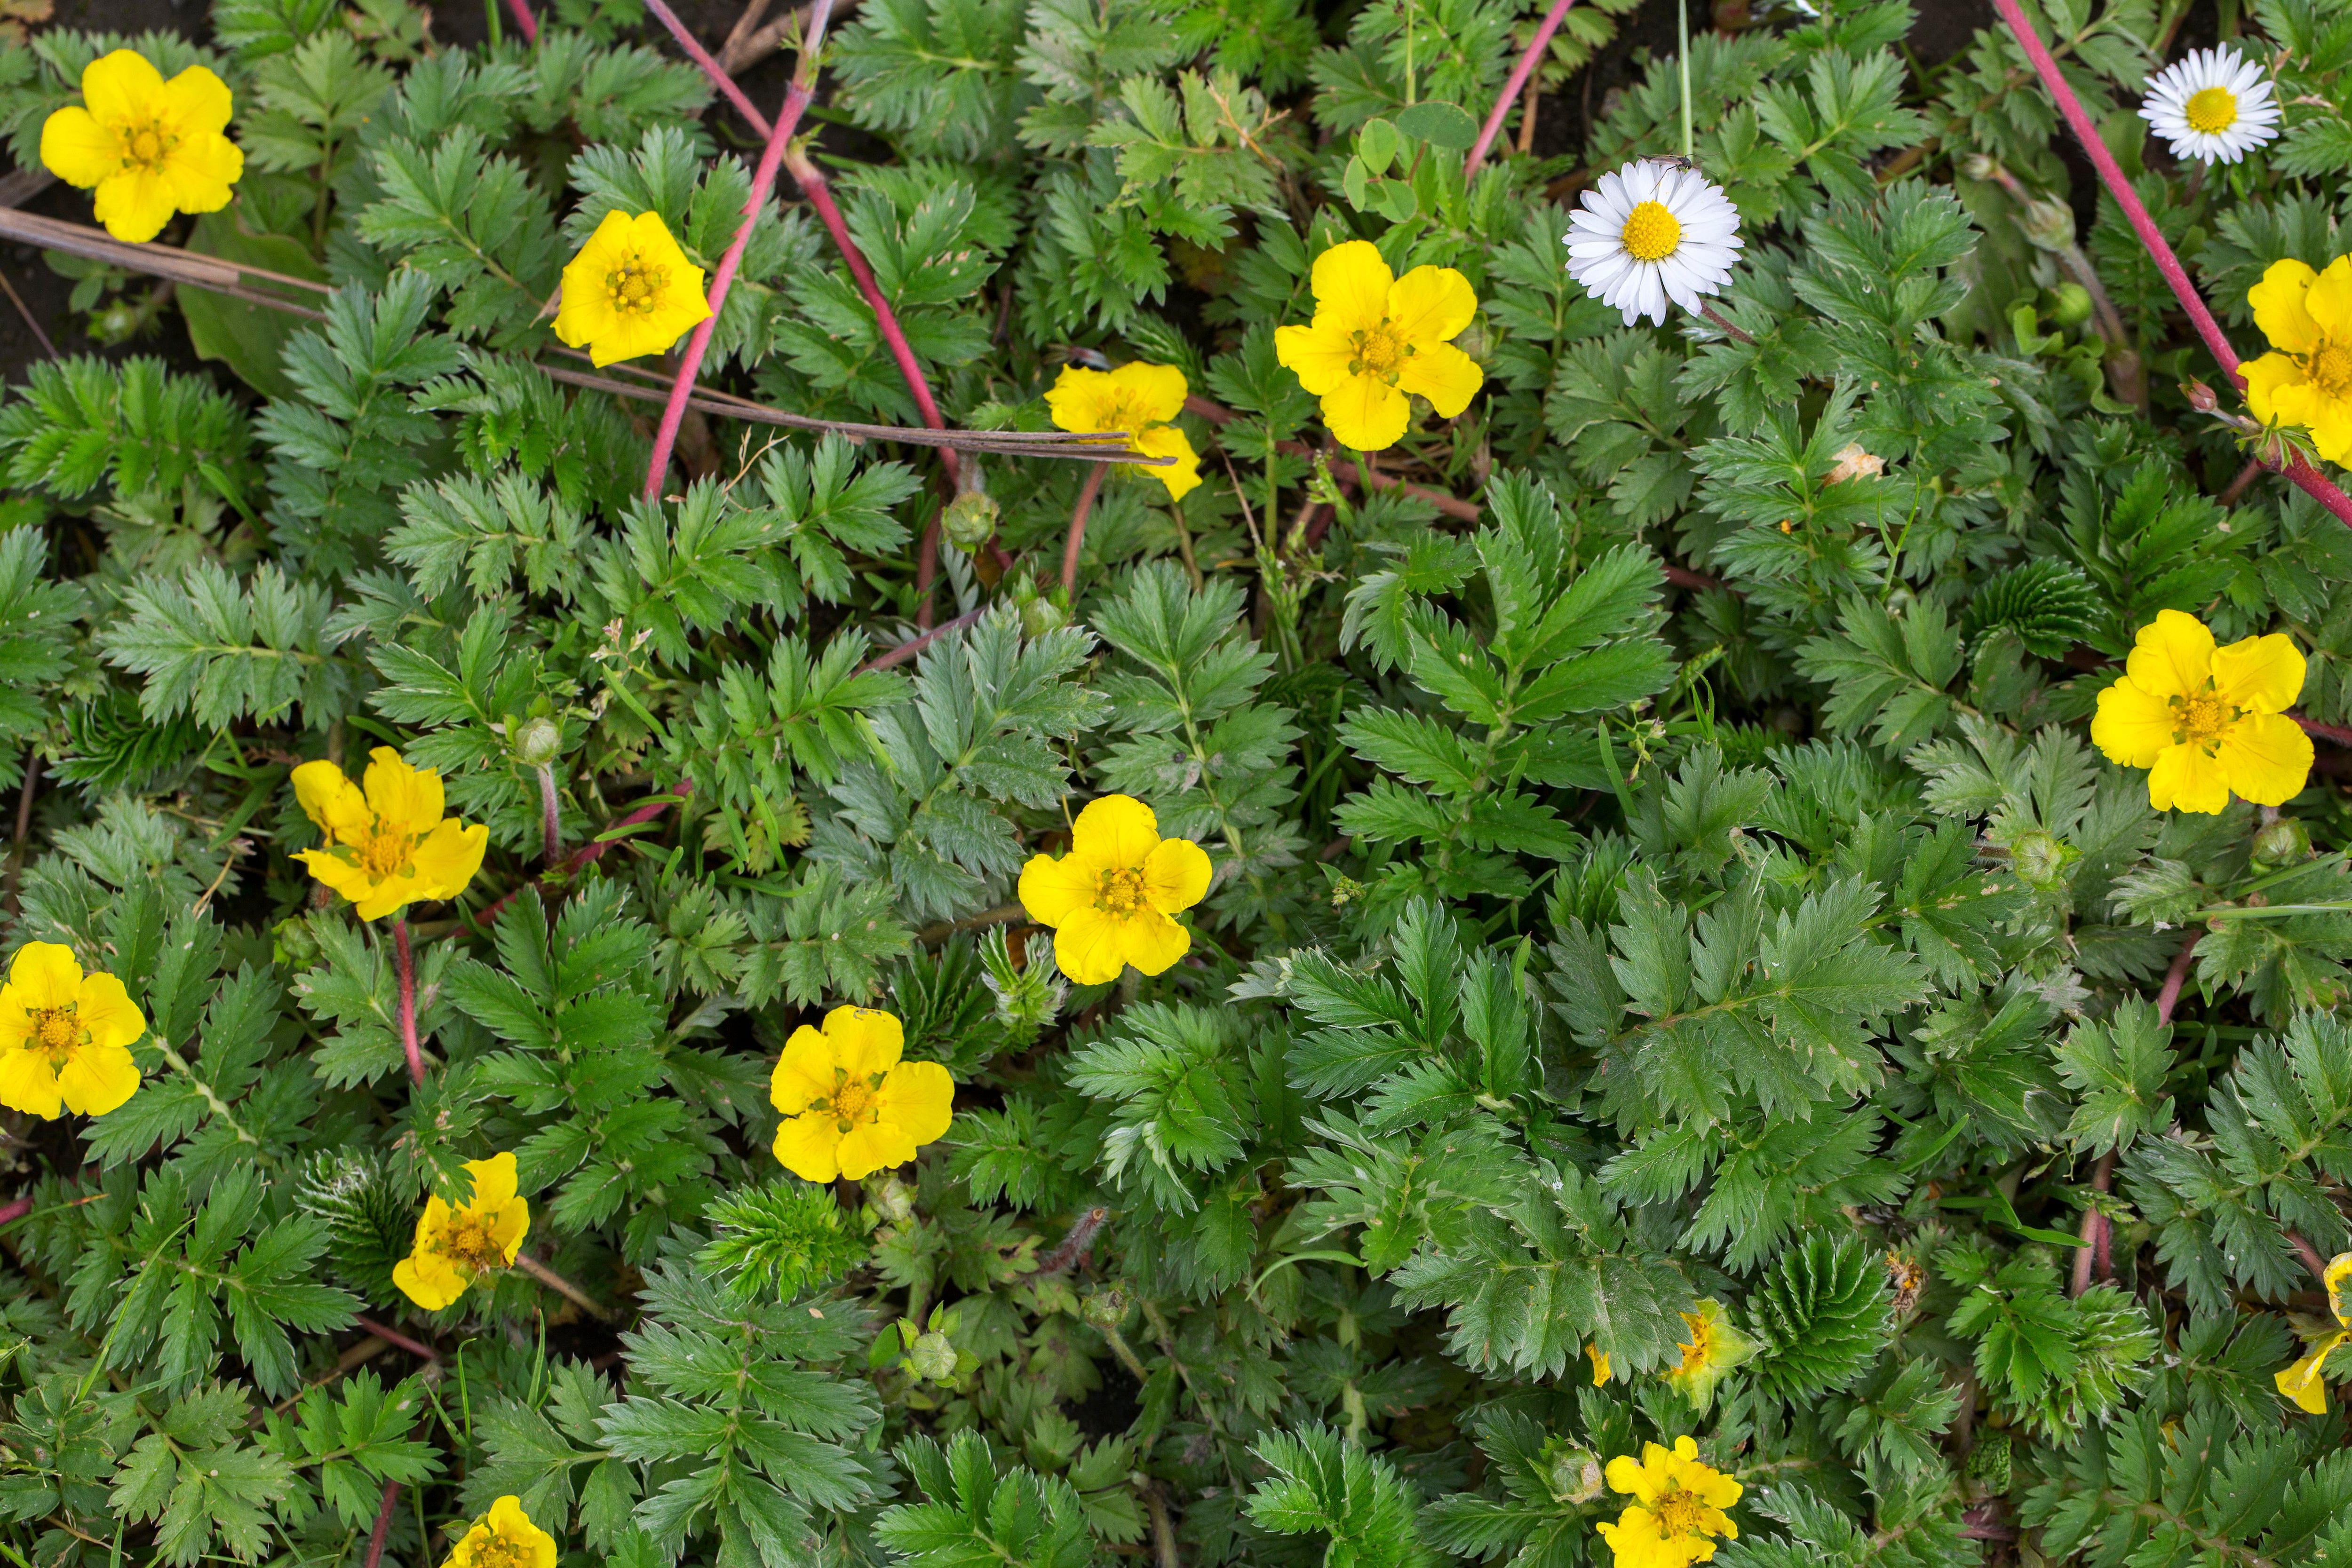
<box><xmin>1062</xmin><ymin>464</ymin><xmax>1107</xmax><ymax>596</ymax></box>
<box><xmin>393</xmin><ymin>917</ymin><xmax>424</xmax><ymax>1087</ymax></box>
<box><xmin>1464</xmin><ymin>0</ymin><xmax>1579</xmax><ymax>176</ymax></box>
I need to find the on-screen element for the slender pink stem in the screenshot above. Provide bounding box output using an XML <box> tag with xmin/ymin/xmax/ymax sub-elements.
<box><xmin>2296</xmin><ymin>714</ymin><xmax>2352</xmax><ymax>747</ymax></box>
<box><xmin>0</xmin><ymin>1193</ymin><xmax>30</xmax><ymax>1228</ymax></box>
<box><xmin>1993</xmin><ymin>0</ymin><xmax>2352</xmax><ymax>531</ymax></box>
<box><xmin>2155</xmin><ymin>927</ymin><xmax>2201</xmax><ymax>1024</ymax></box>
<box><xmin>641</xmin><ymin>2</ymin><xmax>836</xmax><ymax>500</ymax></box>
<box><xmin>363</xmin><ymin>1481</ymin><xmax>400</xmax><ymax>1568</ymax></box>
<box><xmin>472</xmin><ymin>782</ymin><xmax>692</xmax><ymax>926</ymax></box>
<box><xmin>859</xmin><ymin>604</ymin><xmax>987</xmax><ymax>673</ymax></box>
<box><xmin>1061</xmin><ymin>464</ymin><xmax>1106</xmax><ymax>594</ymax></box>
<box><xmin>502</xmin><ymin>0</ymin><xmax>537</xmax><ymax>42</ymax></box>
<box><xmin>392</xmin><ymin>917</ymin><xmax>424</xmax><ymax>1086</ymax></box>
<box><xmin>355</xmin><ymin>1315</ymin><xmax>442</xmax><ymax>1362</ymax></box>
<box><xmin>1465</xmin><ymin>0</ymin><xmax>1578</xmax><ymax>177</ymax></box>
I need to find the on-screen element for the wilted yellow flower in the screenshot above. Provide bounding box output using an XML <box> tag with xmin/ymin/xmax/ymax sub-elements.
<box><xmin>1595</xmin><ymin>1436</ymin><xmax>1741</xmax><ymax>1568</ymax></box>
<box><xmin>1274</xmin><ymin>240</ymin><xmax>1483</xmax><ymax>452</ymax></box>
<box><xmin>1664</xmin><ymin>1297</ymin><xmax>1757</xmax><ymax>1413</ymax></box>
<box><xmin>554</xmin><ymin>210</ymin><xmax>713</xmax><ymax>368</ymax></box>
<box><xmin>2090</xmin><ymin>610</ymin><xmax>2312</xmax><ymax>815</ymax></box>
<box><xmin>292</xmin><ymin>749</ymin><xmax>488</xmax><ymax>922</ymax></box>
<box><xmin>1047</xmin><ymin>362</ymin><xmax>1202</xmax><ymax>501</ymax></box>
<box><xmin>1589</xmin><ymin>1345</ymin><xmax>1613</xmax><ymax>1386</ymax></box>
<box><xmin>2276</xmin><ymin>1252</ymin><xmax>2352</xmax><ymax>1414</ymax></box>
<box><xmin>770</xmin><ymin>1006</ymin><xmax>955</xmax><ymax>1183</ymax></box>
<box><xmin>0</xmin><ymin>942</ymin><xmax>144</xmax><ymax>1120</ymax></box>
<box><xmin>2241</xmin><ymin>256</ymin><xmax>2352</xmax><ymax>464</ymax></box>
<box><xmin>40</xmin><ymin>50</ymin><xmax>242</xmax><ymax>243</ymax></box>
<box><xmin>394</xmin><ymin>1153</ymin><xmax>531</xmax><ymax>1311</ymax></box>
<box><xmin>442</xmin><ymin>1496</ymin><xmax>556</xmax><ymax>1568</ymax></box>
<box><xmin>1017</xmin><ymin>795</ymin><xmax>1212</xmax><ymax>986</ymax></box>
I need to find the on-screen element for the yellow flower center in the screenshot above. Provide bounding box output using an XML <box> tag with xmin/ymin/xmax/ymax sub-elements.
<box><xmin>31</xmin><ymin>1006</ymin><xmax>81</xmax><ymax>1064</ymax></box>
<box><xmin>1676</xmin><ymin>1313</ymin><xmax>1714</xmax><ymax>1373</ymax></box>
<box><xmin>465</xmin><ymin>1528</ymin><xmax>533</xmax><ymax>1568</ymax></box>
<box><xmin>1651</xmin><ymin>1485</ymin><xmax>1711</xmax><ymax>1539</ymax></box>
<box><xmin>358</xmin><ymin>827</ymin><xmax>413</xmax><ymax>880</ymax></box>
<box><xmin>2173</xmin><ymin>690</ymin><xmax>2235</xmax><ymax>748</ymax></box>
<box><xmin>1095</xmin><ymin>865</ymin><xmax>1150</xmax><ymax>918</ymax></box>
<box><xmin>2307</xmin><ymin>340</ymin><xmax>2352</xmax><ymax>397</ymax></box>
<box><xmin>822</xmin><ymin>1070</ymin><xmax>880</xmax><ymax>1130</ymax></box>
<box><xmin>1093</xmin><ymin>394</ymin><xmax>1151</xmax><ymax>436</ymax></box>
<box><xmin>604</xmin><ymin>253</ymin><xmax>670</xmax><ymax>317</ymax></box>
<box><xmin>1621</xmin><ymin>200</ymin><xmax>1683</xmax><ymax>262</ymax></box>
<box><xmin>432</xmin><ymin>1213</ymin><xmax>509</xmax><ymax>1274</ymax></box>
<box><xmin>2184</xmin><ymin>86</ymin><xmax>2238</xmax><ymax>134</ymax></box>
<box><xmin>121</xmin><ymin>120</ymin><xmax>172</xmax><ymax>170</ymax></box>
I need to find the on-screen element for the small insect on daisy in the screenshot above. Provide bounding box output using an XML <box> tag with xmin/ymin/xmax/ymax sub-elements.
<box><xmin>1565</xmin><ymin>158</ymin><xmax>1744</xmax><ymax>328</ymax></box>
<box><xmin>2138</xmin><ymin>46</ymin><xmax>2280</xmax><ymax>166</ymax></box>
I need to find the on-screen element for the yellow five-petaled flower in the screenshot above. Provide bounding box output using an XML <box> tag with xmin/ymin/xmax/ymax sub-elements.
<box><xmin>2090</xmin><ymin>610</ymin><xmax>2312</xmax><ymax>815</ymax></box>
<box><xmin>2276</xmin><ymin>1252</ymin><xmax>2352</xmax><ymax>1414</ymax></box>
<box><xmin>770</xmin><ymin>1006</ymin><xmax>956</xmax><ymax>1183</ymax></box>
<box><xmin>1274</xmin><ymin>240</ymin><xmax>1484</xmax><ymax>453</ymax></box>
<box><xmin>554</xmin><ymin>210</ymin><xmax>714</xmax><ymax>368</ymax></box>
<box><xmin>441</xmin><ymin>1495</ymin><xmax>557</xmax><ymax>1568</ymax></box>
<box><xmin>292</xmin><ymin>748</ymin><xmax>488</xmax><ymax>922</ymax></box>
<box><xmin>0</xmin><ymin>942</ymin><xmax>145</xmax><ymax>1120</ymax></box>
<box><xmin>1017</xmin><ymin>795</ymin><xmax>1212</xmax><ymax>986</ymax></box>
<box><xmin>40</xmin><ymin>50</ymin><xmax>243</xmax><ymax>244</ymax></box>
<box><xmin>1595</xmin><ymin>1437</ymin><xmax>1742</xmax><ymax>1568</ymax></box>
<box><xmin>2241</xmin><ymin>255</ymin><xmax>2352</xmax><ymax>466</ymax></box>
<box><xmin>1046</xmin><ymin>362</ymin><xmax>1203</xmax><ymax>502</ymax></box>
<box><xmin>394</xmin><ymin>1152</ymin><xmax>531</xmax><ymax>1311</ymax></box>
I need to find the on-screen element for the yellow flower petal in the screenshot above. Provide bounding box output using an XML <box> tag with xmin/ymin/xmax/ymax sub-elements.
<box><xmin>2091</xmin><ymin>676</ymin><xmax>2177</xmax><ymax>768</ymax></box>
<box><xmin>1395</xmin><ymin>338</ymin><xmax>1484</xmax><ymax>419</ymax></box>
<box><xmin>1387</xmin><ymin>264</ymin><xmax>1478</xmax><ymax>344</ymax></box>
<box><xmin>1319</xmin><ymin>374</ymin><xmax>1411</xmax><ymax>452</ymax></box>
<box><xmin>824</xmin><ymin>1005</ymin><xmax>905</xmax><ymax>1079</ymax></box>
<box><xmin>2242</xmin><ymin>352</ymin><xmax>2308</xmax><ymax>428</ymax></box>
<box><xmin>488</xmin><ymin>1196</ymin><xmax>530</xmax><ymax>1263</ymax></box>
<box><xmin>1130</xmin><ymin>422</ymin><xmax>1202</xmax><ymax>502</ymax></box>
<box><xmin>2277</xmin><ymin>1335</ymin><xmax>2340</xmax><ymax>1414</ymax></box>
<box><xmin>81</xmin><ymin>49</ymin><xmax>165</xmax><ymax>127</ymax></box>
<box><xmin>2249</xmin><ymin>258</ymin><xmax>2322</xmax><ymax>355</ymax></box>
<box><xmin>1118</xmin><ymin>909</ymin><xmax>1192</xmax><ymax>976</ymax></box>
<box><xmin>364</xmin><ymin>748</ymin><xmax>442</xmax><ymax>833</ymax></box>
<box><xmin>2124</xmin><ymin>609</ymin><xmax>2215</xmax><ymax>700</ymax></box>
<box><xmin>2211</xmin><ymin>632</ymin><xmax>2306</xmax><ymax>714</ymax></box>
<box><xmin>1310</xmin><ymin>240</ymin><xmax>1395</xmax><ymax>332</ymax></box>
<box><xmin>1046</xmin><ymin>365</ymin><xmax>1119</xmax><ymax>435</ymax></box>
<box><xmin>1106</xmin><ymin>361</ymin><xmax>1189</xmax><ymax>425</ymax></box>
<box><xmin>159</xmin><ymin>64</ymin><xmax>234</xmax><ymax>138</ymax></box>
<box><xmin>9</xmin><ymin>942</ymin><xmax>85</xmax><ymax>1009</ymax></box>
<box><xmin>56</xmin><ymin>1041</ymin><xmax>139</xmax><ymax>1117</ymax></box>
<box><xmin>158</xmin><ymin>132</ymin><xmax>241</xmax><ymax>217</ymax></box>
<box><xmin>1603</xmin><ymin>1454</ymin><xmax>1649</xmax><ymax>1499</ymax></box>
<box><xmin>770</xmin><ymin>1024</ymin><xmax>838</xmax><ymax>1114</ymax></box>
<box><xmin>1589</xmin><ymin>1346</ymin><xmax>1612</xmax><ymax>1385</ymax></box>
<box><xmin>39</xmin><ymin>106</ymin><xmax>119</xmax><ymax>189</ymax></box>
<box><xmin>876</xmin><ymin>1060</ymin><xmax>956</xmax><ymax>1146</ymax></box>
<box><xmin>1050</xmin><ymin>906</ymin><xmax>1128</xmax><ymax>985</ymax></box>
<box><xmin>834</xmin><ymin>1119</ymin><xmax>917</xmax><ymax>1181</ymax></box>
<box><xmin>464</xmin><ymin>1152</ymin><xmax>519</xmax><ymax>1212</ymax></box>
<box><xmin>73</xmin><ymin>970</ymin><xmax>146</xmax><ymax>1051</ymax></box>
<box><xmin>2148</xmin><ymin>741</ymin><xmax>2230</xmax><ymax>815</ymax></box>
<box><xmin>1070</xmin><ymin>793</ymin><xmax>1162</xmax><ymax>869</ymax></box>
<box><xmin>1141</xmin><ymin>836</ymin><xmax>1211</xmax><ymax>914</ymax></box>
<box><xmin>1273</xmin><ymin>321</ymin><xmax>1357</xmax><ymax>398</ymax></box>
<box><xmin>393</xmin><ymin>1244</ymin><xmax>469</xmax><ymax>1311</ymax></box>
<box><xmin>2305</xmin><ymin>256</ymin><xmax>2352</xmax><ymax>342</ymax></box>
<box><xmin>2213</xmin><ymin>711</ymin><xmax>2313</xmax><ymax>806</ymax></box>
<box><xmin>0</xmin><ymin>1043</ymin><xmax>62</xmax><ymax>1118</ymax></box>
<box><xmin>1019</xmin><ymin>850</ymin><xmax>1097</xmax><ymax>927</ymax></box>
<box><xmin>411</xmin><ymin>818</ymin><xmax>488</xmax><ymax>903</ymax></box>
<box><xmin>91</xmin><ymin>166</ymin><xmax>177</xmax><ymax>243</ymax></box>
<box><xmin>2328</xmin><ymin>1252</ymin><xmax>2352</xmax><ymax>1323</ymax></box>
<box><xmin>774</xmin><ymin>1111</ymin><xmax>844</xmax><ymax>1182</ymax></box>
<box><xmin>292</xmin><ymin>759</ymin><xmax>371</xmax><ymax>841</ymax></box>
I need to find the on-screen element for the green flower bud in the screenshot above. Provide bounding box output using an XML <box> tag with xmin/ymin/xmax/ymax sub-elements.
<box><xmin>867</xmin><ymin>1173</ymin><xmax>917</xmax><ymax>1225</ymax></box>
<box><xmin>1080</xmin><ymin>1286</ymin><xmax>1129</xmax><ymax>1330</ymax></box>
<box><xmin>1021</xmin><ymin>595</ymin><xmax>1069</xmax><ymax>639</ymax></box>
<box><xmin>515</xmin><ymin>715</ymin><xmax>562</xmax><ymax>767</ymax></box>
<box><xmin>2019</xmin><ymin>197</ymin><xmax>2075</xmax><ymax>252</ymax></box>
<box><xmin>942</xmin><ymin>489</ymin><xmax>1000</xmax><ymax>550</ymax></box>
<box><xmin>906</xmin><ymin>1330</ymin><xmax>958</xmax><ymax>1383</ymax></box>
<box><xmin>2048</xmin><ymin>282</ymin><xmax>2094</xmax><ymax>329</ymax></box>
<box><xmin>1540</xmin><ymin>1440</ymin><xmax>1605</xmax><ymax>1505</ymax></box>
<box><xmin>1959</xmin><ymin>153</ymin><xmax>2002</xmax><ymax>182</ymax></box>
<box><xmin>2252</xmin><ymin>816</ymin><xmax>2313</xmax><ymax>867</ymax></box>
<box><xmin>2010</xmin><ymin>829</ymin><xmax>2078</xmax><ymax>891</ymax></box>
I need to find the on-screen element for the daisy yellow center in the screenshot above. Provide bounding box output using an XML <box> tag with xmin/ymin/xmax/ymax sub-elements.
<box><xmin>432</xmin><ymin>1214</ymin><xmax>508</xmax><ymax>1273</ymax></box>
<box><xmin>2307</xmin><ymin>340</ymin><xmax>2352</xmax><ymax>397</ymax></box>
<box><xmin>1095</xmin><ymin>865</ymin><xmax>1151</xmax><ymax>918</ymax></box>
<box><xmin>822</xmin><ymin>1069</ymin><xmax>880</xmax><ymax>1130</ymax></box>
<box><xmin>1347</xmin><ymin>319</ymin><xmax>1411</xmax><ymax>384</ymax></box>
<box><xmin>358</xmin><ymin>827</ymin><xmax>413</xmax><ymax>879</ymax></box>
<box><xmin>31</xmin><ymin>1006</ymin><xmax>81</xmax><ymax>1064</ymax></box>
<box><xmin>605</xmin><ymin>253</ymin><xmax>670</xmax><ymax>317</ymax></box>
<box><xmin>2174</xmin><ymin>691</ymin><xmax>2233</xmax><ymax>747</ymax></box>
<box><xmin>2184</xmin><ymin>86</ymin><xmax>2238</xmax><ymax>134</ymax></box>
<box><xmin>1621</xmin><ymin>200</ymin><xmax>1683</xmax><ymax>262</ymax></box>
<box><xmin>1651</xmin><ymin>1486</ymin><xmax>1711</xmax><ymax>1539</ymax></box>
<box><xmin>121</xmin><ymin>120</ymin><xmax>172</xmax><ymax>171</ymax></box>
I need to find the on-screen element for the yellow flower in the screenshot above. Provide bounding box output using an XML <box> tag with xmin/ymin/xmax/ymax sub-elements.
<box><xmin>1595</xmin><ymin>1437</ymin><xmax>1742</xmax><ymax>1568</ymax></box>
<box><xmin>770</xmin><ymin>1006</ymin><xmax>955</xmax><ymax>1183</ymax></box>
<box><xmin>2240</xmin><ymin>256</ymin><xmax>2352</xmax><ymax>464</ymax></box>
<box><xmin>0</xmin><ymin>942</ymin><xmax>144</xmax><ymax>1120</ymax></box>
<box><xmin>2090</xmin><ymin>610</ymin><xmax>2312</xmax><ymax>815</ymax></box>
<box><xmin>394</xmin><ymin>1153</ymin><xmax>531</xmax><ymax>1311</ymax></box>
<box><xmin>1273</xmin><ymin>240</ymin><xmax>1484</xmax><ymax>452</ymax></box>
<box><xmin>553</xmin><ymin>210</ymin><xmax>713</xmax><ymax>368</ymax></box>
<box><xmin>1017</xmin><ymin>795</ymin><xmax>1213</xmax><ymax>986</ymax></box>
<box><xmin>1046</xmin><ymin>362</ymin><xmax>1202</xmax><ymax>501</ymax></box>
<box><xmin>2275</xmin><ymin>1251</ymin><xmax>2352</xmax><ymax>1414</ymax></box>
<box><xmin>292</xmin><ymin>748</ymin><xmax>489</xmax><ymax>922</ymax></box>
<box><xmin>1589</xmin><ymin>1345</ymin><xmax>1613</xmax><ymax>1386</ymax></box>
<box><xmin>442</xmin><ymin>1496</ymin><xmax>557</xmax><ymax>1568</ymax></box>
<box><xmin>39</xmin><ymin>50</ymin><xmax>242</xmax><ymax>244</ymax></box>
<box><xmin>1664</xmin><ymin>1297</ymin><xmax>1758</xmax><ymax>1413</ymax></box>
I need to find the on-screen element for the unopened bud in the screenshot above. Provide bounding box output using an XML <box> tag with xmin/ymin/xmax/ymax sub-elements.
<box><xmin>1020</xmin><ymin>595</ymin><xmax>1069</xmax><ymax>639</ymax></box>
<box><xmin>906</xmin><ymin>1330</ymin><xmax>957</xmax><ymax>1382</ymax></box>
<box><xmin>2183</xmin><ymin>380</ymin><xmax>2220</xmax><ymax>413</ymax></box>
<box><xmin>2010</xmin><ymin>829</ymin><xmax>2077</xmax><ymax>890</ymax></box>
<box><xmin>515</xmin><ymin>715</ymin><xmax>562</xmax><ymax>767</ymax></box>
<box><xmin>1959</xmin><ymin>153</ymin><xmax>2001</xmax><ymax>182</ymax></box>
<box><xmin>942</xmin><ymin>489</ymin><xmax>999</xmax><ymax>550</ymax></box>
<box><xmin>2048</xmin><ymin>282</ymin><xmax>2093</xmax><ymax>328</ymax></box>
<box><xmin>1542</xmin><ymin>1441</ymin><xmax>1606</xmax><ymax>1505</ymax></box>
<box><xmin>1080</xmin><ymin>1286</ymin><xmax>1129</xmax><ymax>1330</ymax></box>
<box><xmin>2019</xmin><ymin>196</ymin><xmax>2075</xmax><ymax>252</ymax></box>
<box><xmin>2252</xmin><ymin>817</ymin><xmax>2312</xmax><ymax>867</ymax></box>
<box><xmin>868</xmin><ymin>1173</ymin><xmax>916</xmax><ymax>1225</ymax></box>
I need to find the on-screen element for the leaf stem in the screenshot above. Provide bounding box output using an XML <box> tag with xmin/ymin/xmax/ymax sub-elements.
<box><xmin>1063</xmin><ymin>464</ymin><xmax>1107</xmax><ymax>596</ymax></box>
<box><xmin>538</xmin><ymin>766</ymin><xmax>561</xmax><ymax>869</ymax></box>
<box><xmin>1464</xmin><ymin>0</ymin><xmax>1579</xmax><ymax>177</ymax></box>
<box><xmin>392</xmin><ymin>916</ymin><xmax>424</xmax><ymax>1087</ymax></box>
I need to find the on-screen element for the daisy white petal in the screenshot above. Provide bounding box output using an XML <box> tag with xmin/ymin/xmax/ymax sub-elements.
<box><xmin>2138</xmin><ymin>44</ymin><xmax>2280</xmax><ymax>166</ymax></box>
<box><xmin>1563</xmin><ymin>157</ymin><xmax>1745</xmax><ymax>327</ymax></box>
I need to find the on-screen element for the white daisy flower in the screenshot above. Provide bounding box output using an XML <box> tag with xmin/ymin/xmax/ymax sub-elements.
<box><xmin>1563</xmin><ymin>159</ymin><xmax>1744</xmax><ymax>328</ymax></box>
<box><xmin>2139</xmin><ymin>45</ymin><xmax>2280</xmax><ymax>165</ymax></box>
